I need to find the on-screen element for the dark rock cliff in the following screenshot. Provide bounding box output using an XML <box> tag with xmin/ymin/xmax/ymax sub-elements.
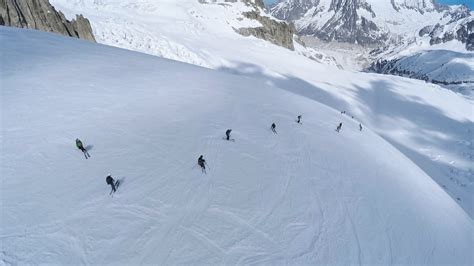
<box><xmin>0</xmin><ymin>0</ymin><xmax>95</xmax><ymax>41</ymax></box>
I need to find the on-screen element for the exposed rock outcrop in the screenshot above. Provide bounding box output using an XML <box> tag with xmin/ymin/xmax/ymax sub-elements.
<box><xmin>419</xmin><ymin>17</ymin><xmax>474</xmax><ymax>51</ymax></box>
<box><xmin>0</xmin><ymin>0</ymin><xmax>95</xmax><ymax>42</ymax></box>
<box><xmin>199</xmin><ymin>0</ymin><xmax>295</xmax><ymax>50</ymax></box>
<box><xmin>237</xmin><ymin>9</ymin><xmax>295</xmax><ymax>50</ymax></box>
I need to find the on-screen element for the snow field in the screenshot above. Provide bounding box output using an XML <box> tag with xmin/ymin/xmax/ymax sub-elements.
<box><xmin>1</xmin><ymin>28</ymin><xmax>473</xmax><ymax>265</ymax></box>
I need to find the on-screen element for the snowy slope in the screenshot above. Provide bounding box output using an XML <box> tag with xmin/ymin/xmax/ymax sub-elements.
<box><xmin>1</xmin><ymin>27</ymin><xmax>473</xmax><ymax>265</ymax></box>
<box><xmin>30</xmin><ymin>0</ymin><xmax>474</xmax><ymax>218</ymax></box>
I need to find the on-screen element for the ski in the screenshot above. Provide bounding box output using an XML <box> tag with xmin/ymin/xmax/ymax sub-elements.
<box><xmin>109</xmin><ymin>180</ymin><xmax>121</xmax><ymax>195</ymax></box>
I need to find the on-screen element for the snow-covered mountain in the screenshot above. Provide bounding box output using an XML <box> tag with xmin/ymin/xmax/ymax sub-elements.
<box><xmin>270</xmin><ymin>0</ymin><xmax>471</xmax><ymax>47</ymax></box>
<box><xmin>2</xmin><ymin>26</ymin><xmax>473</xmax><ymax>265</ymax></box>
<box><xmin>269</xmin><ymin>0</ymin><xmax>473</xmax><ymax>93</ymax></box>
<box><xmin>49</xmin><ymin>0</ymin><xmax>338</xmax><ymax>68</ymax></box>
<box><xmin>366</xmin><ymin>14</ymin><xmax>474</xmax><ymax>96</ymax></box>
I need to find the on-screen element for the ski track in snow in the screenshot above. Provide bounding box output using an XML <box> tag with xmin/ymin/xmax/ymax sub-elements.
<box><xmin>1</xmin><ymin>27</ymin><xmax>474</xmax><ymax>265</ymax></box>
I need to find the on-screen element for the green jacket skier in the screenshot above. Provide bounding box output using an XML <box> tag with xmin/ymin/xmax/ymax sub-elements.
<box><xmin>76</xmin><ymin>138</ymin><xmax>90</xmax><ymax>159</ymax></box>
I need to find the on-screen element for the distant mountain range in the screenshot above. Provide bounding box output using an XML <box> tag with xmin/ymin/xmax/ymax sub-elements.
<box><xmin>270</xmin><ymin>0</ymin><xmax>472</xmax><ymax>49</ymax></box>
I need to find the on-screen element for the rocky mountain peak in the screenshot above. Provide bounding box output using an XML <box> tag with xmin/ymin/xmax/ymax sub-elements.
<box><xmin>0</xmin><ymin>0</ymin><xmax>95</xmax><ymax>42</ymax></box>
<box><xmin>270</xmin><ymin>0</ymin><xmax>471</xmax><ymax>46</ymax></box>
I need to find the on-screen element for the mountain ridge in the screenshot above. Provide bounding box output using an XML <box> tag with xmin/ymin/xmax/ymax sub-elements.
<box><xmin>270</xmin><ymin>0</ymin><xmax>471</xmax><ymax>46</ymax></box>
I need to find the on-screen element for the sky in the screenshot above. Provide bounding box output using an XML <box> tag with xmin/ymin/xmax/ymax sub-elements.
<box><xmin>263</xmin><ymin>0</ymin><xmax>474</xmax><ymax>9</ymax></box>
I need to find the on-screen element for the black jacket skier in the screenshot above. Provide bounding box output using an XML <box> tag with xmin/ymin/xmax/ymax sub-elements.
<box><xmin>226</xmin><ymin>129</ymin><xmax>232</xmax><ymax>140</ymax></box>
<box><xmin>76</xmin><ymin>138</ymin><xmax>90</xmax><ymax>159</ymax></box>
<box><xmin>271</xmin><ymin>123</ymin><xmax>277</xmax><ymax>133</ymax></box>
<box><xmin>336</xmin><ymin>122</ymin><xmax>343</xmax><ymax>132</ymax></box>
<box><xmin>297</xmin><ymin>115</ymin><xmax>302</xmax><ymax>124</ymax></box>
<box><xmin>106</xmin><ymin>175</ymin><xmax>116</xmax><ymax>193</ymax></box>
<box><xmin>359</xmin><ymin>123</ymin><xmax>363</xmax><ymax>131</ymax></box>
<box><xmin>198</xmin><ymin>155</ymin><xmax>206</xmax><ymax>173</ymax></box>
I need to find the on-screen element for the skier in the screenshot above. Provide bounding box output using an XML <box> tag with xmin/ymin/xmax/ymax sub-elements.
<box><xmin>225</xmin><ymin>129</ymin><xmax>232</xmax><ymax>141</ymax></box>
<box><xmin>296</xmin><ymin>115</ymin><xmax>302</xmax><ymax>124</ymax></box>
<box><xmin>106</xmin><ymin>174</ymin><xmax>116</xmax><ymax>194</ymax></box>
<box><xmin>271</xmin><ymin>123</ymin><xmax>277</xmax><ymax>134</ymax></box>
<box><xmin>76</xmin><ymin>138</ymin><xmax>90</xmax><ymax>159</ymax></box>
<box><xmin>359</xmin><ymin>123</ymin><xmax>363</xmax><ymax>131</ymax></box>
<box><xmin>198</xmin><ymin>155</ymin><xmax>207</xmax><ymax>173</ymax></box>
<box><xmin>336</xmin><ymin>122</ymin><xmax>343</xmax><ymax>132</ymax></box>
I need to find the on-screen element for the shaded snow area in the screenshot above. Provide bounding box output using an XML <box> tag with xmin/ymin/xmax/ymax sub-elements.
<box><xmin>367</xmin><ymin>26</ymin><xmax>474</xmax><ymax>97</ymax></box>
<box><xmin>1</xmin><ymin>27</ymin><xmax>473</xmax><ymax>265</ymax></box>
<box><xmin>370</xmin><ymin>49</ymin><xmax>474</xmax><ymax>97</ymax></box>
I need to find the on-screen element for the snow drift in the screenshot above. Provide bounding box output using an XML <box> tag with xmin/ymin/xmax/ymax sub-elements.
<box><xmin>1</xmin><ymin>27</ymin><xmax>473</xmax><ymax>265</ymax></box>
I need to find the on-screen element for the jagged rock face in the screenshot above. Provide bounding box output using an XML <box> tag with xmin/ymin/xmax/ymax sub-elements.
<box><xmin>389</xmin><ymin>0</ymin><xmax>436</xmax><ymax>12</ymax></box>
<box><xmin>270</xmin><ymin>0</ymin><xmax>390</xmax><ymax>45</ymax></box>
<box><xmin>0</xmin><ymin>0</ymin><xmax>95</xmax><ymax>42</ymax></box>
<box><xmin>270</xmin><ymin>0</ymin><xmax>318</xmax><ymax>21</ymax></box>
<box><xmin>237</xmin><ymin>10</ymin><xmax>296</xmax><ymax>50</ymax></box>
<box><xmin>304</xmin><ymin>0</ymin><xmax>386</xmax><ymax>45</ymax></box>
<box><xmin>419</xmin><ymin>17</ymin><xmax>474</xmax><ymax>51</ymax></box>
<box><xmin>270</xmin><ymin>0</ymin><xmax>470</xmax><ymax>46</ymax></box>
<box><xmin>243</xmin><ymin>0</ymin><xmax>265</xmax><ymax>8</ymax></box>
<box><xmin>197</xmin><ymin>0</ymin><xmax>295</xmax><ymax>50</ymax></box>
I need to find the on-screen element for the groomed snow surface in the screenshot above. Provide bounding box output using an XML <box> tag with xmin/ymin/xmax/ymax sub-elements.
<box><xmin>1</xmin><ymin>28</ymin><xmax>473</xmax><ymax>265</ymax></box>
<box><xmin>49</xmin><ymin>0</ymin><xmax>474</xmax><ymax>217</ymax></box>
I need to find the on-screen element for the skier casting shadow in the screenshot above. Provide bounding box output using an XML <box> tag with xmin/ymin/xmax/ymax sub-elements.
<box><xmin>76</xmin><ymin>138</ymin><xmax>91</xmax><ymax>159</ymax></box>
<box><xmin>336</xmin><ymin>122</ymin><xmax>343</xmax><ymax>133</ymax></box>
<box><xmin>198</xmin><ymin>155</ymin><xmax>208</xmax><ymax>174</ymax></box>
<box><xmin>296</xmin><ymin>115</ymin><xmax>302</xmax><ymax>124</ymax></box>
<box><xmin>106</xmin><ymin>174</ymin><xmax>118</xmax><ymax>194</ymax></box>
